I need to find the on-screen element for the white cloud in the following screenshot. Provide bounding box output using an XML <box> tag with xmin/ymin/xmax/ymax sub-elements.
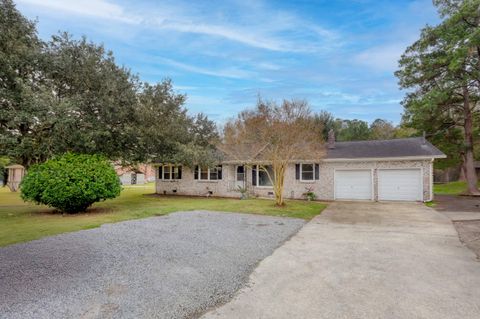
<box><xmin>353</xmin><ymin>43</ymin><xmax>406</xmax><ymax>72</ymax></box>
<box><xmin>17</xmin><ymin>0</ymin><xmax>340</xmax><ymax>53</ymax></box>
<box><xmin>351</xmin><ymin>0</ymin><xmax>438</xmax><ymax>73</ymax></box>
<box><xmin>153</xmin><ymin>19</ymin><xmax>290</xmax><ymax>52</ymax></box>
<box><xmin>17</xmin><ymin>0</ymin><xmax>140</xmax><ymax>23</ymax></box>
<box><xmin>157</xmin><ymin>57</ymin><xmax>255</xmax><ymax>79</ymax></box>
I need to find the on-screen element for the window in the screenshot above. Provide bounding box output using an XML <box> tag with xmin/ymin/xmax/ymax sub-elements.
<box><xmin>301</xmin><ymin>164</ymin><xmax>314</xmax><ymax>181</ymax></box>
<box><xmin>295</xmin><ymin>163</ymin><xmax>319</xmax><ymax>181</ymax></box>
<box><xmin>200</xmin><ymin>167</ymin><xmax>209</xmax><ymax>180</ymax></box>
<box><xmin>159</xmin><ymin>165</ymin><xmax>182</xmax><ymax>180</ymax></box>
<box><xmin>195</xmin><ymin>165</ymin><xmax>222</xmax><ymax>181</ymax></box>
<box><xmin>252</xmin><ymin>165</ymin><xmax>273</xmax><ymax>187</ymax></box>
<box><xmin>163</xmin><ymin>166</ymin><xmax>171</xmax><ymax>180</ymax></box>
<box><xmin>172</xmin><ymin>166</ymin><xmax>181</xmax><ymax>180</ymax></box>
<box><xmin>209</xmin><ymin>166</ymin><xmax>219</xmax><ymax>180</ymax></box>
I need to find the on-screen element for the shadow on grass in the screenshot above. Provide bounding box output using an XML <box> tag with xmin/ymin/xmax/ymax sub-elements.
<box><xmin>31</xmin><ymin>206</ymin><xmax>116</xmax><ymax>216</ymax></box>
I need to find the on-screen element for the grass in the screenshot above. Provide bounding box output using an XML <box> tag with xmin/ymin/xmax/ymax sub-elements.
<box><xmin>434</xmin><ymin>181</ymin><xmax>480</xmax><ymax>195</ymax></box>
<box><xmin>424</xmin><ymin>201</ymin><xmax>436</xmax><ymax>208</ymax></box>
<box><xmin>0</xmin><ymin>183</ymin><xmax>327</xmax><ymax>247</ymax></box>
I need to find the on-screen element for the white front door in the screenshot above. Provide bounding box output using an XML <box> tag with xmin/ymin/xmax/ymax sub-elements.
<box><xmin>378</xmin><ymin>169</ymin><xmax>422</xmax><ymax>201</ymax></box>
<box><xmin>335</xmin><ymin>170</ymin><xmax>372</xmax><ymax>200</ymax></box>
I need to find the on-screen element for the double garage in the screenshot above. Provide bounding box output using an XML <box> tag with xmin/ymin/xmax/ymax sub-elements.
<box><xmin>334</xmin><ymin>168</ymin><xmax>423</xmax><ymax>202</ymax></box>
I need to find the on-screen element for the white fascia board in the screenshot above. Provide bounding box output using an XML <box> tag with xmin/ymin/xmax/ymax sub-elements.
<box><xmin>323</xmin><ymin>155</ymin><xmax>446</xmax><ymax>162</ymax></box>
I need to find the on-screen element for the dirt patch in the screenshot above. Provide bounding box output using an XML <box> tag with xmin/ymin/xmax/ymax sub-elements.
<box><xmin>453</xmin><ymin>220</ymin><xmax>480</xmax><ymax>260</ymax></box>
<box><xmin>434</xmin><ymin>195</ymin><xmax>480</xmax><ymax>212</ymax></box>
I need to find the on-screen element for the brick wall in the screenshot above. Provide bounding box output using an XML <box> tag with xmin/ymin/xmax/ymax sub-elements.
<box><xmin>155</xmin><ymin>159</ymin><xmax>433</xmax><ymax>201</ymax></box>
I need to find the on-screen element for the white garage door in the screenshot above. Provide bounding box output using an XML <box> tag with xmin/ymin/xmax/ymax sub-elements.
<box><xmin>378</xmin><ymin>169</ymin><xmax>422</xmax><ymax>201</ymax></box>
<box><xmin>335</xmin><ymin>170</ymin><xmax>372</xmax><ymax>200</ymax></box>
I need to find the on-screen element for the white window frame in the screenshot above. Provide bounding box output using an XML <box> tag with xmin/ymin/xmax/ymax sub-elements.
<box><xmin>255</xmin><ymin>165</ymin><xmax>274</xmax><ymax>188</ymax></box>
<box><xmin>300</xmin><ymin>163</ymin><xmax>315</xmax><ymax>182</ymax></box>
<box><xmin>197</xmin><ymin>166</ymin><xmax>221</xmax><ymax>181</ymax></box>
<box><xmin>160</xmin><ymin>165</ymin><xmax>181</xmax><ymax>180</ymax></box>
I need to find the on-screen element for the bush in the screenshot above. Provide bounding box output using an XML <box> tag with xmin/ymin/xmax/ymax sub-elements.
<box><xmin>21</xmin><ymin>153</ymin><xmax>121</xmax><ymax>213</ymax></box>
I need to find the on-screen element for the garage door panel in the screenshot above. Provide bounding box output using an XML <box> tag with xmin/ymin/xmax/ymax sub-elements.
<box><xmin>378</xmin><ymin>169</ymin><xmax>421</xmax><ymax>201</ymax></box>
<box><xmin>335</xmin><ymin>170</ymin><xmax>372</xmax><ymax>200</ymax></box>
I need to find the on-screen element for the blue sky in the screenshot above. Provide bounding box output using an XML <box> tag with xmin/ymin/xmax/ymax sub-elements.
<box><xmin>15</xmin><ymin>0</ymin><xmax>440</xmax><ymax>124</ymax></box>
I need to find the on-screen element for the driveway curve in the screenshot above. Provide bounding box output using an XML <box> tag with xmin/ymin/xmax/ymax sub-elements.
<box><xmin>203</xmin><ymin>202</ymin><xmax>480</xmax><ymax>319</ymax></box>
<box><xmin>0</xmin><ymin>211</ymin><xmax>305</xmax><ymax>319</ymax></box>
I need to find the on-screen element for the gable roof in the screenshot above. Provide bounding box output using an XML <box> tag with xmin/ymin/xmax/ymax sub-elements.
<box><xmin>326</xmin><ymin>137</ymin><xmax>446</xmax><ymax>160</ymax></box>
<box><xmin>220</xmin><ymin>141</ymin><xmax>325</xmax><ymax>163</ymax></box>
<box><xmin>220</xmin><ymin>143</ymin><xmax>269</xmax><ymax>162</ymax></box>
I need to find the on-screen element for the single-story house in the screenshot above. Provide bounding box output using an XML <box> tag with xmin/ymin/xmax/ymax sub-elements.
<box><xmin>154</xmin><ymin>136</ymin><xmax>446</xmax><ymax>202</ymax></box>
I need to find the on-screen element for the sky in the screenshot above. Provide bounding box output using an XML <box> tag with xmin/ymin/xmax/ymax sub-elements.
<box><xmin>15</xmin><ymin>0</ymin><xmax>440</xmax><ymax>124</ymax></box>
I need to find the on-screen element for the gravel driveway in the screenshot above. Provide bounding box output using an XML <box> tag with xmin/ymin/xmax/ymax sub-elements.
<box><xmin>0</xmin><ymin>211</ymin><xmax>305</xmax><ymax>319</ymax></box>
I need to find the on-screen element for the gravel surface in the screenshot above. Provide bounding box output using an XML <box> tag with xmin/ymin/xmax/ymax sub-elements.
<box><xmin>0</xmin><ymin>211</ymin><xmax>304</xmax><ymax>319</ymax></box>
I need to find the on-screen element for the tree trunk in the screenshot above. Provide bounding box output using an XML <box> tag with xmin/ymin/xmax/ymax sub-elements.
<box><xmin>462</xmin><ymin>86</ymin><xmax>480</xmax><ymax>195</ymax></box>
<box><xmin>272</xmin><ymin>162</ymin><xmax>286</xmax><ymax>206</ymax></box>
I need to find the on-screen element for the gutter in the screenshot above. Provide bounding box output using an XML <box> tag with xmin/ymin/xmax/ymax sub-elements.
<box><xmin>323</xmin><ymin>155</ymin><xmax>447</xmax><ymax>162</ymax></box>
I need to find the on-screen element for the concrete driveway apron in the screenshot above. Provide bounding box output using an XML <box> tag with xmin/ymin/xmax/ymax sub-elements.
<box><xmin>202</xmin><ymin>202</ymin><xmax>480</xmax><ymax>319</ymax></box>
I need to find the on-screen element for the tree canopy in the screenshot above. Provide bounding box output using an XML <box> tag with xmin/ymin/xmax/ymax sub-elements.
<box><xmin>395</xmin><ymin>0</ymin><xmax>480</xmax><ymax>194</ymax></box>
<box><xmin>0</xmin><ymin>0</ymin><xmax>218</xmax><ymax>168</ymax></box>
<box><xmin>311</xmin><ymin>111</ymin><xmax>401</xmax><ymax>142</ymax></box>
<box><xmin>221</xmin><ymin>99</ymin><xmax>324</xmax><ymax>206</ymax></box>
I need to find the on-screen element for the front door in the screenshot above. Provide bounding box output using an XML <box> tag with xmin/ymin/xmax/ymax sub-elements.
<box><xmin>235</xmin><ymin>165</ymin><xmax>245</xmax><ymax>189</ymax></box>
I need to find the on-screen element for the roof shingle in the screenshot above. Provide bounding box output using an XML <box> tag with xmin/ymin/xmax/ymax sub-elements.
<box><xmin>326</xmin><ymin>137</ymin><xmax>446</xmax><ymax>159</ymax></box>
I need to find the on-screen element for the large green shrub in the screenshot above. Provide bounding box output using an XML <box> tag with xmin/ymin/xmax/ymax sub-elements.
<box><xmin>21</xmin><ymin>153</ymin><xmax>121</xmax><ymax>213</ymax></box>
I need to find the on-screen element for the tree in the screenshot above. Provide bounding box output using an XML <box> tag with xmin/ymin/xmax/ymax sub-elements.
<box><xmin>42</xmin><ymin>33</ymin><xmax>140</xmax><ymax>162</ymax></box>
<box><xmin>336</xmin><ymin>119</ymin><xmax>371</xmax><ymax>141</ymax></box>
<box><xmin>310</xmin><ymin>112</ymin><xmax>398</xmax><ymax>142</ymax></box>
<box><xmin>0</xmin><ymin>1</ymin><xmax>219</xmax><ymax>168</ymax></box>
<box><xmin>0</xmin><ymin>0</ymin><xmax>55</xmax><ymax>167</ymax></box>
<box><xmin>395</xmin><ymin>0</ymin><xmax>480</xmax><ymax>195</ymax></box>
<box><xmin>221</xmin><ymin>99</ymin><xmax>324</xmax><ymax>206</ymax></box>
<box><xmin>134</xmin><ymin>81</ymin><xmax>220</xmax><ymax>166</ymax></box>
<box><xmin>370</xmin><ymin>119</ymin><xmax>396</xmax><ymax>140</ymax></box>
<box><xmin>20</xmin><ymin>153</ymin><xmax>121</xmax><ymax>213</ymax></box>
<box><xmin>0</xmin><ymin>156</ymin><xmax>9</xmax><ymax>186</ymax></box>
<box><xmin>311</xmin><ymin>110</ymin><xmax>340</xmax><ymax>141</ymax></box>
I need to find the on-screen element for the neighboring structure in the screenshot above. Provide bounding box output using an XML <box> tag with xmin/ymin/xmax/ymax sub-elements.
<box><xmin>155</xmin><ymin>136</ymin><xmax>446</xmax><ymax>202</ymax></box>
<box><xmin>115</xmin><ymin>164</ymin><xmax>155</xmax><ymax>185</ymax></box>
<box><xmin>6</xmin><ymin>164</ymin><xmax>25</xmax><ymax>192</ymax></box>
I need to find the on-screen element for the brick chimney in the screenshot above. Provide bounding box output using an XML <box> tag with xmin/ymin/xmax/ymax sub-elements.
<box><xmin>328</xmin><ymin>129</ymin><xmax>335</xmax><ymax>149</ymax></box>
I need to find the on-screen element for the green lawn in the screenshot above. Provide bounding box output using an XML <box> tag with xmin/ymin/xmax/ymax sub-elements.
<box><xmin>0</xmin><ymin>184</ymin><xmax>327</xmax><ymax>247</ymax></box>
<box><xmin>434</xmin><ymin>181</ymin><xmax>480</xmax><ymax>195</ymax></box>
